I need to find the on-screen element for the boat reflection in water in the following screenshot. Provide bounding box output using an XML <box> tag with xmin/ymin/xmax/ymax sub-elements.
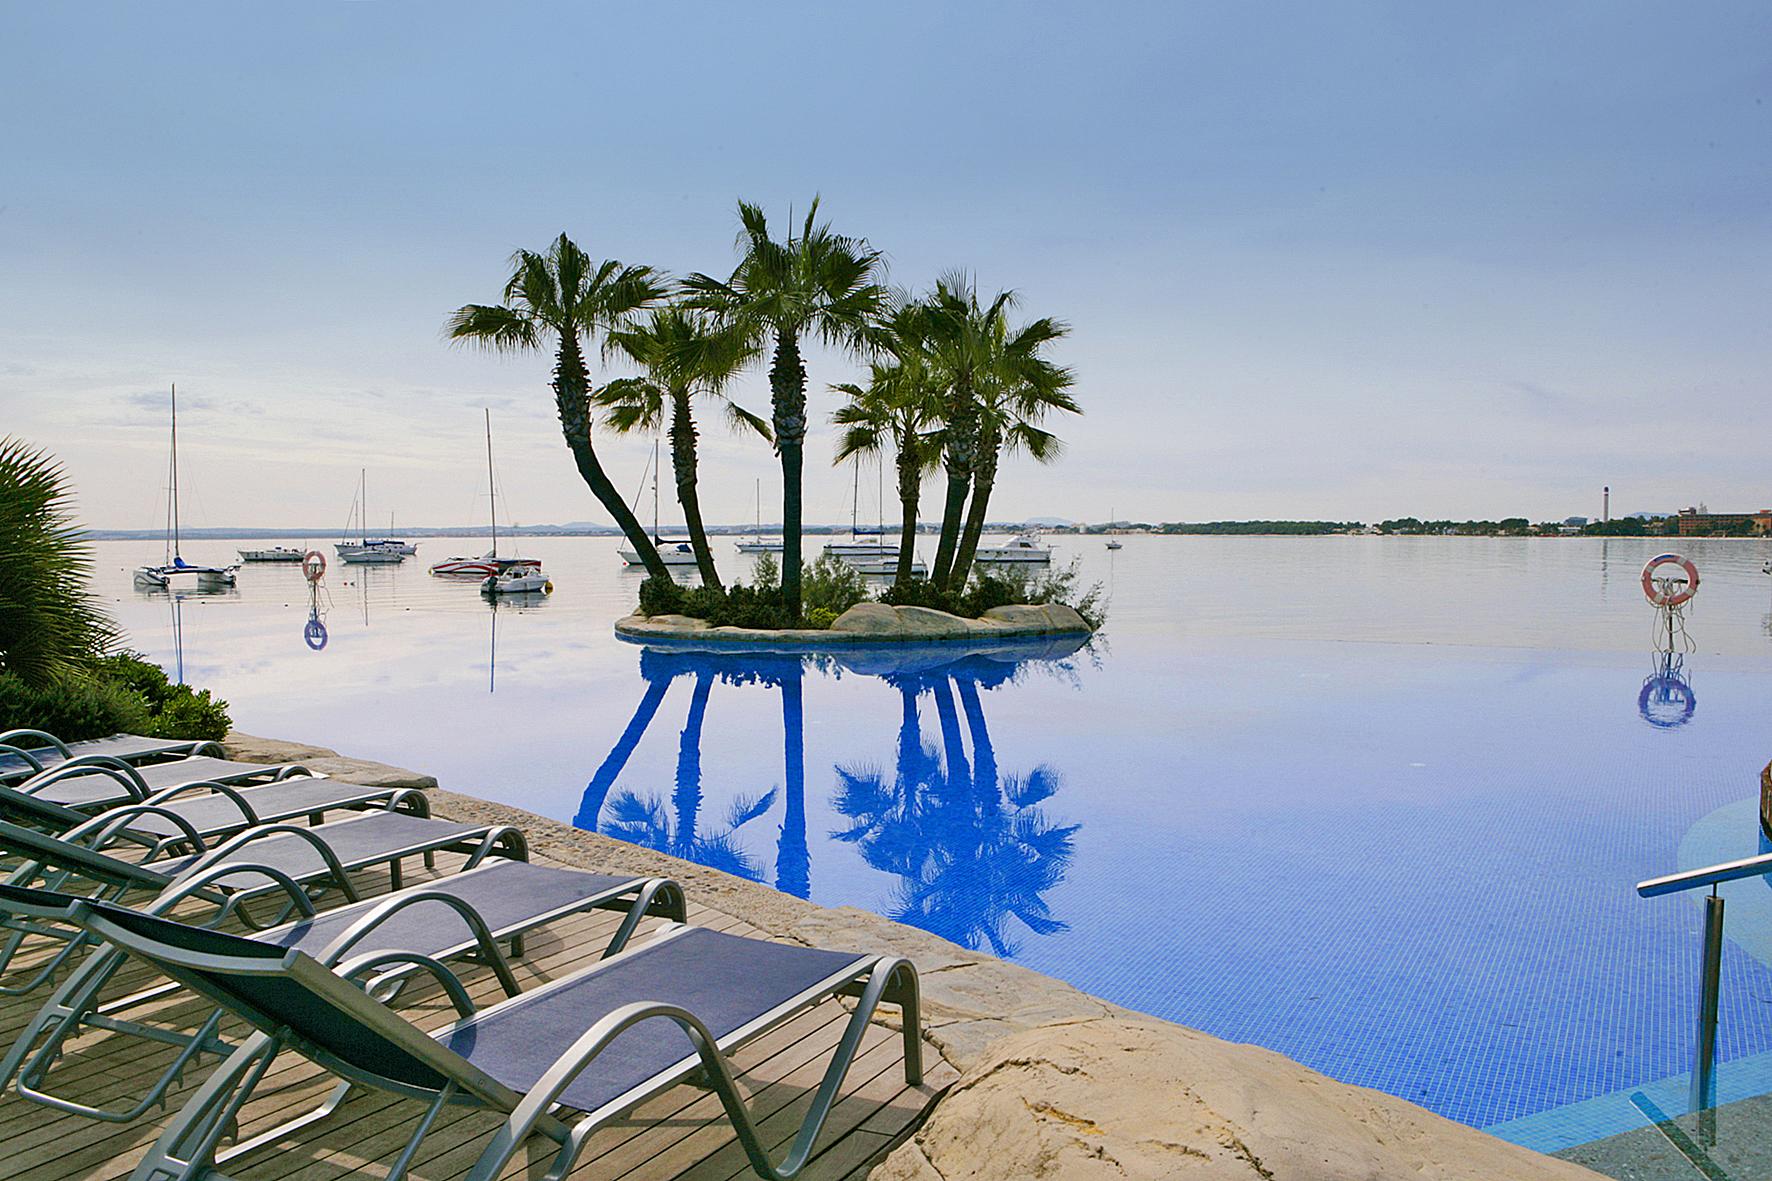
<box><xmin>577</xmin><ymin>633</ymin><xmax>1087</xmax><ymax>953</ymax></box>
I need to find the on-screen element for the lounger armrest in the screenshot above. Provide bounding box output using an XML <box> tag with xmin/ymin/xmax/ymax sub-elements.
<box><xmin>317</xmin><ymin>890</ymin><xmax>520</xmax><ymax>997</ymax></box>
<box><xmin>144</xmin><ymin>780</ymin><xmax>261</xmax><ymax>825</ymax></box>
<box><xmin>151</xmin><ymin>861</ymin><xmax>319</xmax><ymax>926</ymax></box>
<box><xmin>336</xmin><ymin>950</ymin><xmax>477</xmax><ymax>1017</ymax></box>
<box><xmin>461</xmin><ymin>825</ymin><xmax>528</xmax><ymax>868</ymax></box>
<box><xmin>0</xmin><ymin>731</ymin><xmax>71</xmax><ymax>759</ymax></box>
<box><xmin>0</xmin><ymin>745</ymin><xmax>47</xmax><ymax>777</ymax></box>
<box><xmin>171</xmin><ymin>823</ymin><xmax>358</xmax><ymax>903</ymax></box>
<box><xmin>65</xmin><ymin>805</ymin><xmax>210</xmax><ymax>856</ymax></box>
<box><xmin>16</xmin><ymin>757</ymin><xmax>147</xmax><ymax>801</ymax></box>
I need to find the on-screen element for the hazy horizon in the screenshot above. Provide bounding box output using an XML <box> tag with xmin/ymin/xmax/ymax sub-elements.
<box><xmin>3</xmin><ymin>3</ymin><xmax>1767</xmax><ymax>534</ymax></box>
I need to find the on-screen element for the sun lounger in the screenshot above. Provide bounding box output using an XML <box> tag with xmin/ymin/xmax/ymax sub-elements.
<box><xmin>0</xmin><ymin>728</ymin><xmax>224</xmax><ymax>784</ymax></box>
<box><xmin>10</xmin><ymin>755</ymin><xmax>312</xmax><ymax>811</ymax></box>
<box><xmin>0</xmin><ymin>811</ymin><xmax>526</xmax><ymax>993</ymax></box>
<box><xmin>0</xmin><ymin>776</ymin><xmax>427</xmax><ymax>857</ymax></box>
<box><xmin>72</xmin><ymin>901</ymin><xmax>921</xmax><ymax>1181</ymax></box>
<box><xmin>0</xmin><ymin>863</ymin><xmax>687</xmax><ymax>1122</ymax></box>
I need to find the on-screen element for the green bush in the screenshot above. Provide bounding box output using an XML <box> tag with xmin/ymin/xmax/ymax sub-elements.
<box><xmin>873</xmin><ymin>561</ymin><xmax>1104</xmax><ymax>628</ymax></box>
<box><xmin>0</xmin><ymin>651</ymin><xmax>230</xmax><ymax>743</ymax></box>
<box><xmin>803</xmin><ymin>607</ymin><xmax>839</xmax><ymax>629</ymax></box>
<box><xmin>801</xmin><ymin>554</ymin><xmax>867</xmax><ymax>618</ymax></box>
<box><xmin>638</xmin><ymin>575</ymin><xmax>685</xmax><ymax>617</ymax></box>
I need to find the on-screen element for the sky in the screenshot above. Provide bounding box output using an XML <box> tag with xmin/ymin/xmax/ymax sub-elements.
<box><xmin>1</xmin><ymin>2</ymin><xmax>1767</xmax><ymax>531</ymax></box>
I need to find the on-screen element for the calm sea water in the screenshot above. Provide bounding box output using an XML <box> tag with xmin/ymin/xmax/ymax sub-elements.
<box><xmin>92</xmin><ymin>534</ymin><xmax>1772</xmax><ymax>1145</ymax></box>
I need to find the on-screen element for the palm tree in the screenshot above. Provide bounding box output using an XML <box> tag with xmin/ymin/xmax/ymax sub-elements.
<box><xmin>831</xmin><ymin>350</ymin><xmax>942</xmax><ymax>588</ymax></box>
<box><xmin>447</xmin><ymin>234</ymin><xmax>671</xmax><ymax>579</ymax></box>
<box><xmin>915</xmin><ymin>274</ymin><xmax>1008</xmax><ymax>589</ymax></box>
<box><xmin>683</xmin><ymin>198</ymin><xmax>886</xmax><ymax>616</ymax></box>
<box><xmin>596</xmin><ymin>306</ymin><xmax>769</xmax><ymax>588</ymax></box>
<box><xmin>0</xmin><ymin>439</ymin><xmax>117</xmax><ymax>687</ymax></box>
<box><xmin>947</xmin><ymin>324</ymin><xmax>1077</xmax><ymax>587</ymax></box>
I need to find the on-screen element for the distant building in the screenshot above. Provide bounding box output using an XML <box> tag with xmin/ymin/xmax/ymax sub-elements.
<box><xmin>1563</xmin><ymin>516</ymin><xmax>1589</xmax><ymax>527</ymax></box>
<box><xmin>1674</xmin><ymin>508</ymin><xmax>1772</xmax><ymax>536</ymax></box>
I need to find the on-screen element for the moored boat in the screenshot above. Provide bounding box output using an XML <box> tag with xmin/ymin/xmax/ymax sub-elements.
<box><xmin>973</xmin><ymin>533</ymin><xmax>1054</xmax><ymax>564</ymax></box>
<box><xmin>237</xmin><ymin>546</ymin><xmax>307</xmax><ymax>562</ymax></box>
<box><xmin>481</xmin><ymin>566</ymin><xmax>553</xmax><ymax>595</ymax></box>
<box><xmin>134</xmin><ymin>385</ymin><xmax>239</xmax><ymax>591</ymax></box>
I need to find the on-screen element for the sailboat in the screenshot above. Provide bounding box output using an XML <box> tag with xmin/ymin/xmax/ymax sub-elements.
<box><xmin>824</xmin><ymin>459</ymin><xmax>901</xmax><ymax>560</ymax></box>
<box><xmin>618</xmin><ymin>440</ymin><xmax>700</xmax><ymax>567</ymax></box>
<box><xmin>736</xmin><ymin>479</ymin><xmax>782</xmax><ymax>553</ymax></box>
<box><xmin>335</xmin><ymin>470</ymin><xmax>410</xmax><ymax>564</ymax></box>
<box><xmin>431</xmin><ymin>411</ymin><xmax>543</xmax><ymax>578</ymax></box>
<box><xmin>133</xmin><ymin>385</ymin><xmax>239</xmax><ymax>590</ymax></box>
<box><xmin>1105</xmin><ymin>508</ymin><xmax>1123</xmax><ymax>550</ymax></box>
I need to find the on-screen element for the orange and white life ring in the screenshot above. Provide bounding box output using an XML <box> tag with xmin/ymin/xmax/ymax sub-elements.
<box><xmin>302</xmin><ymin>550</ymin><xmax>327</xmax><ymax>583</ymax></box>
<box><xmin>1641</xmin><ymin>553</ymin><xmax>1698</xmax><ymax>607</ymax></box>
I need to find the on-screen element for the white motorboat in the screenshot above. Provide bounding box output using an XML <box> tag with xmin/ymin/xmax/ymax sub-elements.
<box><xmin>134</xmin><ymin>386</ymin><xmax>239</xmax><ymax>591</ymax></box>
<box><xmin>973</xmin><ymin>534</ymin><xmax>1054</xmax><ymax>564</ymax></box>
<box><xmin>620</xmin><ymin>539</ymin><xmax>701</xmax><ymax>566</ymax></box>
<box><xmin>482</xmin><ymin>567</ymin><xmax>552</xmax><ymax>595</ymax></box>
<box><xmin>1105</xmin><ymin>539</ymin><xmax>1123</xmax><ymax>550</ymax></box>
<box><xmin>848</xmin><ymin>556</ymin><xmax>927</xmax><ymax>578</ymax></box>
<box><xmin>431</xmin><ymin>412</ymin><xmax>542</xmax><ymax>581</ymax></box>
<box><xmin>237</xmin><ymin>546</ymin><xmax>306</xmax><ymax>562</ymax></box>
<box><xmin>335</xmin><ymin>470</ymin><xmax>412</xmax><ymax>564</ymax></box>
<box><xmin>823</xmin><ymin>538</ymin><xmax>899</xmax><ymax>558</ymax></box>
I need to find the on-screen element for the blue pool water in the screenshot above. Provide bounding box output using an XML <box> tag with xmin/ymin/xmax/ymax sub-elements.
<box><xmin>92</xmin><ymin>534</ymin><xmax>1772</xmax><ymax>1147</ymax></box>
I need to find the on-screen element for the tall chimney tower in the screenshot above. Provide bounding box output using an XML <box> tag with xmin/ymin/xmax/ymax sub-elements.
<box><xmin>1603</xmin><ymin>486</ymin><xmax>1610</xmax><ymax>525</ymax></box>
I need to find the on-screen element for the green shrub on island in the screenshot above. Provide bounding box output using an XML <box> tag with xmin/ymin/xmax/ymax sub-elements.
<box><xmin>638</xmin><ymin>553</ymin><xmax>867</xmax><ymax>630</ymax></box>
<box><xmin>639</xmin><ymin>555</ymin><xmax>1103</xmax><ymax>632</ymax></box>
<box><xmin>0</xmin><ymin>651</ymin><xmax>231</xmax><ymax>743</ymax></box>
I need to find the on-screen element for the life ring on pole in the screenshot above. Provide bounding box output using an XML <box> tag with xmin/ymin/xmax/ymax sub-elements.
<box><xmin>302</xmin><ymin>550</ymin><xmax>327</xmax><ymax>583</ymax></box>
<box><xmin>1641</xmin><ymin>553</ymin><xmax>1698</xmax><ymax>607</ymax></box>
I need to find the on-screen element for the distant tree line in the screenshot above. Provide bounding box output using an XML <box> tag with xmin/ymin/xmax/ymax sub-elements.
<box><xmin>1150</xmin><ymin>520</ymin><xmax>1364</xmax><ymax>535</ymax></box>
<box><xmin>1378</xmin><ymin>517</ymin><xmax>1532</xmax><ymax>535</ymax></box>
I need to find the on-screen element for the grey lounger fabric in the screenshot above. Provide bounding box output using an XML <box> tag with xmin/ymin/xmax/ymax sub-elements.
<box><xmin>76</xmin><ymin>905</ymin><xmax>922</xmax><ymax>1181</ymax></box>
<box><xmin>0</xmin><ymin>730</ymin><xmax>222</xmax><ymax>783</ymax></box>
<box><xmin>0</xmin><ymin>864</ymin><xmax>687</xmax><ymax>1123</ymax></box>
<box><xmin>14</xmin><ymin>756</ymin><xmax>310</xmax><ymax>810</ymax></box>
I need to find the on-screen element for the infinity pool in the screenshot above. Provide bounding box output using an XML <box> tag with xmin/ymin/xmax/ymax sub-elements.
<box><xmin>94</xmin><ymin>534</ymin><xmax>1772</xmax><ymax>1149</ymax></box>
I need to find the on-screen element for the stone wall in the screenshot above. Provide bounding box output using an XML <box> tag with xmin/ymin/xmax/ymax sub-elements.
<box><xmin>615</xmin><ymin>601</ymin><xmax>1091</xmax><ymax>646</ymax></box>
<box><xmin>226</xmin><ymin>731</ymin><xmax>1600</xmax><ymax>1180</ymax></box>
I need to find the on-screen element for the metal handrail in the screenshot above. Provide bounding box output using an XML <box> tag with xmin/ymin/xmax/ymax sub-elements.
<box><xmin>1635</xmin><ymin>849</ymin><xmax>1772</xmax><ymax>1116</ymax></box>
<box><xmin>1638</xmin><ymin>851</ymin><xmax>1772</xmax><ymax>897</ymax></box>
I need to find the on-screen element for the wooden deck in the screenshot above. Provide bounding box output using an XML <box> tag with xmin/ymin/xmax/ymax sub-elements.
<box><xmin>0</xmin><ymin>849</ymin><xmax>956</xmax><ymax>1181</ymax></box>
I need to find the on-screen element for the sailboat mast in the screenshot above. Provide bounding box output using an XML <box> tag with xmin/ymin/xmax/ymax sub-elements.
<box><xmin>485</xmin><ymin>408</ymin><xmax>497</xmax><ymax>557</ymax></box>
<box><xmin>361</xmin><ymin>469</ymin><xmax>369</xmax><ymax>544</ymax></box>
<box><xmin>850</xmin><ymin>461</ymin><xmax>858</xmax><ymax>537</ymax></box>
<box><xmin>169</xmin><ymin>384</ymin><xmax>181</xmax><ymax>560</ymax></box>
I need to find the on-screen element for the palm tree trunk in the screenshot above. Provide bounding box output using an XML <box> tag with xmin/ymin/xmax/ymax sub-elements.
<box><xmin>930</xmin><ymin>386</ymin><xmax>977</xmax><ymax>590</ymax></box>
<box><xmin>894</xmin><ymin>437</ymin><xmax>921</xmax><ymax>588</ymax></box>
<box><xmin>948</xmin><ymin>426</ymin><xmax>1000</xmax><ymax>588</ymax></box>
<box><xmin>770</xmin><ymin>330</ymin><xmax>807</xmax><ymax>617</ymax></box>
<box><xmin>554</xmin><ymin>330</ymin><xmax>670</xmax><ymax>580</ymax></box>
<box><xmin>668</xmin><ymin>388</ymin><xmax>721</xmax><ymax>589</ymax></box>
<box><xmin>672</xmin><ymin>670</ymin><xmax>712</xmax><ymax>857</ymax></box>
<box><xmin>576</xmin><ymin>671</ymin><xmax>673</xmax><ymax>829</ymax></box>
<box><xmin>776</xmin><ymin>668</ymin><xmax>810</xmax><ymax>899</ymax></box>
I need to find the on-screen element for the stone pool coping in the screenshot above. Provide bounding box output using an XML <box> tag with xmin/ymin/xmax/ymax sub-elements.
<box><xmin>615</xmin><ymin>601</ymin><xmax>1092</xmax><ymax>647</ymax></box>
<box><xmin>225</xmin><ymin>729</ymin><xmax>1601</xmax><ymax>1180</ymax></box>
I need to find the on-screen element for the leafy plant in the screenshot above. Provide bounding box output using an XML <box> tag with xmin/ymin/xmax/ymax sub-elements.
<box><xmin>800</xmin><ymin>553</ymin><xmax>867</xmax><ymax>618</ymax></box>
<box><xmin>0</xmin><ymin>651</ymin><xmax>230</xmax><ymax>742</ymax></box>
<box><xmin>0</xmin><ymin>438</ymin><xmax>119</xmax><ymax>686</ymax></box>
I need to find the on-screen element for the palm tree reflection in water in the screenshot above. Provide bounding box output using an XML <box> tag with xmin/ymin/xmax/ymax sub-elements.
<box><xmin>833</xmin><ymin>658</ymin><xmax>1077</xmax><ymax>956</ymax></box>
<box><xmin>577</xmin><ymin>636</ymin><xmax>1084</xmax><ymax>946</ymax></box>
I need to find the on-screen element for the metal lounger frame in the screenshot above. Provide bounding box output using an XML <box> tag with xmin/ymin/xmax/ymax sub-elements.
<box><xmin>0</xmin><ymin>729</ymin><xmax>225</xmax><ymax>783</ymax></box>
<box><xmin>1</xmin><ymin>867</ymin><xmax>687</xmax><ymax>1122</ymax></box>
<box><xmin>0</xmin><ymin>811</ymin><xmax>525</xmax><ymax>995</ymax></box>
<box><xmin>9</xmin><ymin>756</ymin><xmax>311</xmax><ymax>813</ymax></box>
<box><xmin>82</xmin><ymin>913</ymin><xmax>920</xmax><ymax>1181</ymax></box>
